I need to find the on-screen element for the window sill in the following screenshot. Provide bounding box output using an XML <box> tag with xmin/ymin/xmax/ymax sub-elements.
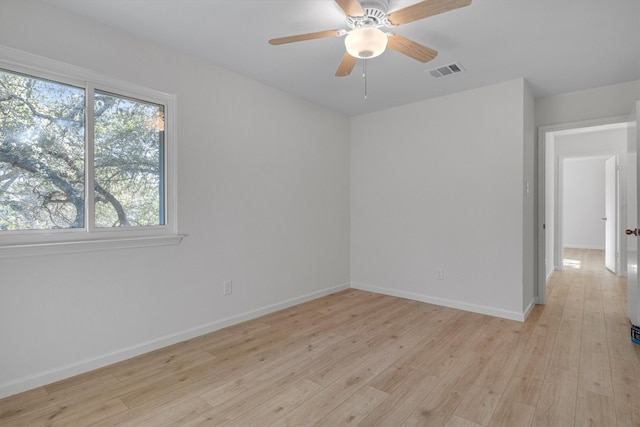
<box><xmin>0</xmin><ymin>234</ymin><xmax>185</xmax><ymax>259</ymax></box>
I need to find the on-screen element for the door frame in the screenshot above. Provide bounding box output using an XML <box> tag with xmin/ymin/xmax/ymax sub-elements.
<box><xmin>536</xmin><ymin>115</ymin><xmax>630</xmax><ymax>304</ymax></box>
<box><xmin>604</xmin><ymin>155</ymin><xmax>618</xmax><ymax>273</ymax></box>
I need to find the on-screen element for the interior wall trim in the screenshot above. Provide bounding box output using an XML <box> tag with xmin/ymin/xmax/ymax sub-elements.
<box><xmin>350</xmin><ymin>282</ymin><xmax>529</xmax><ymax>322</ymax></box>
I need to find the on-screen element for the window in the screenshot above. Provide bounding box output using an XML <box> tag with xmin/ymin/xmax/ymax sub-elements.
<box><xmin>0</xmin><ymin>50</ymin><xmax>179</xmax><ymax>256</ymax></box>
<box><xmin>93</xmin><ymin>90</ymin><xmax>165</xmax><ymax>229</ymax></box>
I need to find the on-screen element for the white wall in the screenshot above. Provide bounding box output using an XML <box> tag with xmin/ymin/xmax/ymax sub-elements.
<box><xmin>350</xmin><ymin>79</ymin><xmax>530</xmax><ymax>321</ymax></box>
<box><xmin>536</xmin><ymin>80</ymin><xmax>640</xmax><ymax>127</ymax></box>
<box><xmin>0</xmin><ymin>0</ymin><xmax>351</xmax><ymax>397</ymax></box>
<box><xmin>555</xmin><ymin>127</ymin><xmax>629</xmax><ymax>156</ymax></box>
<box><xmin>562</xmin><ymin>156</ymin><xmax>608</xmax><ymax>249</ymax></box>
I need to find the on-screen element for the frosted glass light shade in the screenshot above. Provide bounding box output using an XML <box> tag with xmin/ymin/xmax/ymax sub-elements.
<box><xmin>344</xmin><ymin>28</ymin><xmax>388</xmax><ymax>59</ymax></box>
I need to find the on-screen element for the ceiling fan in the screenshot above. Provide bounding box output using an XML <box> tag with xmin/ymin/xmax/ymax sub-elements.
<box><xmin>269</xmin><ymin>0</ymin><xmax>472</xmax><ymax>77</ymax></box>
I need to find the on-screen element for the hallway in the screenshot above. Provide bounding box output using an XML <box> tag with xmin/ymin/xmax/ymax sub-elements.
<box><xmin>539</xmin><ymin>247</ymin><xmax>639</xmax><ymax>425</ymax></box>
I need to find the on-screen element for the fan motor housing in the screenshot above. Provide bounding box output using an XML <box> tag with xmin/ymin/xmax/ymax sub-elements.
<box><xmin>361</xmin><ymin>0</ymin><xmax>389</xmax><ymax>14</ymax></box>
<box><xmin>347</xmin><ymin>0</ymin><xmax>390</xmax><ymax>28</ymax></box>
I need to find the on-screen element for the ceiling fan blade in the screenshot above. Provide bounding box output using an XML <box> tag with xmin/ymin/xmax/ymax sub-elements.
<box><xmin>335</xmin><ymin>52</ymin><xmax>357</xmax><ymax>77</ymax></box>
<box><xmin>335</xmin><ymin>0</ymin><xmax>365</xmax><ymax>17</ymax></box>
<box><xmin>388</xmin><ymin>0</ymin><xmax>471</xmax><ymax>26</ymax></box>
<box><xmin>387</xmin><ymin>34</ymin><xmax>438</xmax><ymax>62</ymax></box>
<box><xmin>269</xmin><ymin>29</ymin><xmax>343</xmax><ymax>45</ymax></box>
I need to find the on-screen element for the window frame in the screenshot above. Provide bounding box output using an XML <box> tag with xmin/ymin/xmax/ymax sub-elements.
<box><xmin>0</xmin><ymin>47</ymin><xmax>181</xmax><ymax>258</ymax></box>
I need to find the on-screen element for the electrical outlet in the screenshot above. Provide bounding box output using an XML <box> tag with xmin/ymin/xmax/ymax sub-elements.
<box><xmin>223</xmin><ymin>280</ymin><xmax>233</xmax><ymax>295</ymax></box>
<box><xmin>435</xmin><ymin>268</ymin><xmax>444</xmax><ymax>280</ymax></box>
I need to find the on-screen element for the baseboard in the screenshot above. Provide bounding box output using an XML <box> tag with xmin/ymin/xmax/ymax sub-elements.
<box><xmin>523</xmin><ymin>299</ymin><xmax>536</xmax><ymax>320</ymax></box>
<box><xmin>546</xmin><ymin>269</ymin><xmax>554</xmax><ymax>283</ymax></box>
<box><xmin>0</xmin><ymin>282</ymin><xmax>350</xmax><ymax>399</ymax></box>
<box><xmin>350</xmin><ymin>282</ymin><xmax>528</xmax><ymax>322</ymax></box>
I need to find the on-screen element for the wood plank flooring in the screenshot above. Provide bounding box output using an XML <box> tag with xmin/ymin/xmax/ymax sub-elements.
<box><xmin>1</xmin><ymin>248</ymin><xmax>639</xmax><ymax>426</ymax></box>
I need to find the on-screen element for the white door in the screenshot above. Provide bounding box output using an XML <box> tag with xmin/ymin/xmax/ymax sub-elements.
<box><xmin>604</xmin><ymin>156</ymin><xmax>617</xmax><ymax>272</ymax></box>
<box><xmin>628</xmin><ymin>103</ymin><xmax>639</xmax><ymax>326</ymax></box>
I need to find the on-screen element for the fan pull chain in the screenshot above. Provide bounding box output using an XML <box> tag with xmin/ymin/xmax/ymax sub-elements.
<box><xmin>362</xmin><ymin>59</ymin><xmax>367</xmax><ymax>100</ymax></box>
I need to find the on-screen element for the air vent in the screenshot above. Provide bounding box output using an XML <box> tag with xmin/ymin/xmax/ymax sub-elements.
<box><xmin>427</xmin><ymin>62</ymin><xmax>464</xmax><ymax>78</ymax></box>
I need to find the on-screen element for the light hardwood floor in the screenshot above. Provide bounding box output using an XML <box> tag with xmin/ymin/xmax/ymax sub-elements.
<box><xmin>1</xmin><ymin>248</ymin><xmax>639</xmax><ymax>426</ymax></box>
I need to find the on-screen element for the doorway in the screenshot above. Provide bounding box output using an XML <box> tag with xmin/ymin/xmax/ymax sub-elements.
<box><xmin>537</xmin><ymin>117</ymin><xmax>630</xmax><ymax>304</ymax></box>
<box><xmin>561</xmin><ymin>154</ymin><xmax>617</xmax><ymax>272</ymax></box>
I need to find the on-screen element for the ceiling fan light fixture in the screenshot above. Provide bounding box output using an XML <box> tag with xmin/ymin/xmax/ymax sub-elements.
<box><xmin>344</xmin><ymin>27</ymin><xmax>388</xmax><ymax>59</ymax></box>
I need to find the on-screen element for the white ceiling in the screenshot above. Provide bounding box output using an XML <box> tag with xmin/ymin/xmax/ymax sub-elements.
<box><xmin>42</xmin><ymin>0</ymin><xmax>640</xmax><ymax>116</ymax></box>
